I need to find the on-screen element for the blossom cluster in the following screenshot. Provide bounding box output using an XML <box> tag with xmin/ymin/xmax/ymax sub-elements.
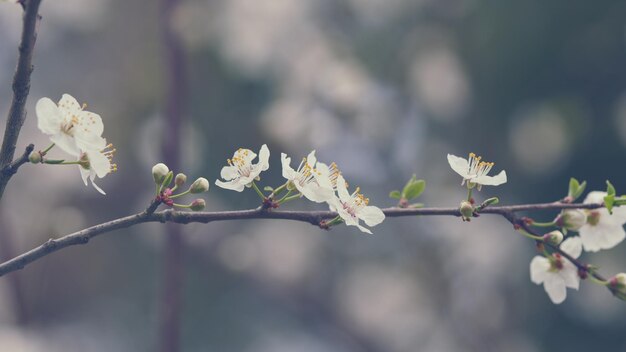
<box><xmin>215</xmin><ymin>145</ymin><xmax>386</xmax><ymax>234</ymax></box>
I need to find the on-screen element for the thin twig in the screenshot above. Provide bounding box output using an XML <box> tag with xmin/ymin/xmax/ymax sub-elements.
<box><xmin>0</xmin><ymin>0</ymin><xmax>42</xmax><ymax>200</ymax></box>
<box><xmin>0</xmin><ymin>202</ymin><xmax>606</xmax><ymax>279</ymax></box>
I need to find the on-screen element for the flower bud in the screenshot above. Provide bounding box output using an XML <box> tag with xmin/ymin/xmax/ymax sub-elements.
<box><xmin>459</xmin><ymin>201</ymin><xmax>474</xmax><ymax>221</ymax></box>
<box><xmin>609</xmin><ymin>273</ymin><xmax>626</xmax><ymax>300</ymax></box>
<box><xmin>28</xmin><ymin>151</ymin><xmax>42</xmax><ymax>164</ymax></box>
<box><xmin>542</xmin><ymin>230</ymin><xmax>563</xmax><ymax>246</ymax></box>
<box><xmin>554</xmin><ymin>209</ymin><xmax>586</xmax><ymax>231</ymax></box>
<box><xmin>175</xmin><ymin>173</ymin><xmax>187</xmax><ymax>186</ymax></box>
<box><xmin>190</xmin><ymin>177</ymin><xmax>209</xmax><ymax>193</ymax></box>
<box><xmin>190</xmin><ymin>199</ymin><xmax>206</xmax><ymax>211</ymax></box>
<box><xmin>152</xmin><ymin>163</ymin><xmax>169</xmax><ymax>184</ymax></box>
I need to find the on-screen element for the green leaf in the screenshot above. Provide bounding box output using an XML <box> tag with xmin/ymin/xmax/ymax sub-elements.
<box><xmin>607</xmin><ymin>180</ymin><xmax>616</xmax><ymax>196</ymax></box>
<box><xmin>482</xmin><ymin>197</ymin><xmax>499</xmax><ymax>207</ymax></box>
<box><xmin>161</xmin><ymin>171</ymin><xmax>174</xmax><ymax>190</ymax></box>
<box><xmin>389</xmin><ymin>190</ymin><xmax>402</xmax><ymax>199</ymax></box>
<box><xmin>410</xmin><ymin>203</ymin><xmax>424</xmax><ymax>208</ymax></box>
<box><xmin>567</xmin><ymin>178</ymin><xmax>586</xmax><ymax>201</ymax></box>
<box><xmin>402</xmin><ymin>177</ymin><xmax>426</xmax><ymax>200</ymax></box>
<box><xmin>263</xmin><ymin>186</ymin><xmax>274</xmax><ymax>192</ymax></box>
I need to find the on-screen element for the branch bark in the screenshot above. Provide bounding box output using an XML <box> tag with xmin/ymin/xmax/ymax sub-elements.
<box><xmin>0</xmin><ymin>202</ymin><xmax>604</xmax><ymax>278</ymax></box>
<box><xmin>0</xmin><ymin>0</ymin><xmax>42</xmax><ymax>200</ymax></box>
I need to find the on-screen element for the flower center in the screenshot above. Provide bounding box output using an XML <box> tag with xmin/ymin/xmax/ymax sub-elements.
<box><xmin>328</xmin><ymin>162</ymin><xmax>343</xmax><ymax>189</ymax></box>
<box><xmin>467</xmin><ymin>152</ymin><xmax>494</xmax><ymax>177</ymax></box>
<box><xmin>341</xmin><ymin>187</ymin><xmax>369</xmax><ymax>219</ymax></box>
<box><xmin>587</xmin><ymin>211</ymin><xmax>601</xmax><ymax>226</ymax></box>
<box><xmin>103</xmin><ymin>143</ymin><xmax>118</xmax><ymax>173</ymax></box>
<box><xmin>549</xmin><ymin>253</ymin><xmax>564</xmax><ymax>272</ymax></box>
<box><xmin>227</xmin><ymin>148</ymin><xmax>252</xmax><ymax>177</ymax></box>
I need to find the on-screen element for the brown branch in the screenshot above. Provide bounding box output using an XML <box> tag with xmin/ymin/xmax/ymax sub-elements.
<box><xmin>0</xmin><ymin>202</ymin><xmax>605</xmax><ymax>279</ymax></box>
<box><xmin>0</xmin><ymin>0</ymin><xmax>42</xmax><ymax>200</ymax></box>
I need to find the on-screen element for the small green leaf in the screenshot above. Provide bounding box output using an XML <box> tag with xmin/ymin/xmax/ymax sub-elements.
<box><xmin>410</xmin><ymin>203</ymin><xmax>424</xmax><ymax>208</ymax></box>
<box><xmin>161</xmin><ymin>171</ymin><xmax>174</xmax><ymax>190</ymax></box>
<box><xmin>607</xmin><ymin>180</ymin><xmax>616</xmax><ymax>196</ymax></box>
<box><xmin>402</xmin><ymin>177</ymin><xmax>426</xmax><ymax>200</ymax></box>
<box><xmin>482</xmin><ymin>197</ymin><xmax>499</xmax><ymax>207</ymax></box>
<box><xmin>567</xmin><ymin>178</ymin><xmax>586</xmax><ymax>201</ymax></box>
<box><xmin>263</xmin><ymin>186</ymin><xmax>274</xmax><ymax>192</ymax></box>
<box><xmin>389</xmin><ymin>190</ymin><xmax>402</xmax><ymax>199</ymax></box>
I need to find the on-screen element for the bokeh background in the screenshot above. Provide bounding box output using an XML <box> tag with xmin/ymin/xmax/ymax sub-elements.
<box><xmin>1</xmin><ymin>0</ymin><xmax>626</xmax><ymax>351</ymax></box>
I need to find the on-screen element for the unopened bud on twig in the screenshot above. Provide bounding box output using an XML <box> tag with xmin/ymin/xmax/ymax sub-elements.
<box><xmin>554</xmin><ymin>210</ymin><xmax>586</xmax><ymax>231</ymax></box>
<box><xmin>190</xmin><ymin>177</ymin><xmax>210</xmax><ymax>193</ymax></box>
<box><xmin>542</xmin><ymin>230</ymin><xmax>564</xmax><ymax>246</ymax></box>
<box><xmin>28</xmin><ymin>151</ymin><xmax>42</xmax><ymax>164</ymax></box>
<box><xmin>152</xmin><ymin>163</ymin><xmax>169</xmax><ymax>184</ymax></box>
<box><xmin>459</xmin><ymin>201</ymin><xmax>474</xmax><ymax>222</ymax></box>
<box><xmin>175</xmin><ymin>173</ymin><xmax>187</xmax><ymax>186</ymax></box>
<box><xmin>190</xmin><ymin>199</ymin><xmax>206</xmax><ymax>211</ymax></box>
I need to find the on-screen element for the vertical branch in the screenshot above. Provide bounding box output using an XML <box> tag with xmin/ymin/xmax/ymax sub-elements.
<box><xmin>0</xmin><ymin>0</ymin><xmax>43</xmax><ymax>199</ymax></box>
<box><xmin>158</xmin><ymin>0</ymin><xmax>186</xmax><ymax>351</ymax></box>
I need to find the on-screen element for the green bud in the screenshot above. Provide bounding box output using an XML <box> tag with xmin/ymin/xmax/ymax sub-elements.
<box><xmin>190</xmin><ymin>199</ymin><xmax>206</xmax><ymax>211</ymax></box>
<box><xmin>389</xmin><ymin>190</ymin><xmax>401</xmax><ymax>199</ymax></box>
<box><xmin>459</xmin><ymin>201</ymin><xmax>474</xmax><ymax>221</ymax></box>
<box><xmin>542</xmin><ymin>230</ymin><xmax>563</xmax><ymax>246</ymax></box>
<box><xmin>175</xmin><ymin>173</ymin><xmax>187</xmax><ymax>186</ymax></box>
<box><xmin>152</xmin><ymin>163</ymin><xmax>169</xmax><ymax>184</ymax></box>
<box><xmin>190</xmin><ymin>177</ymin><xmax>210</xmax><ymax>193</ymax></box>
<box><xmin>609</xmin><ymin>273</ymin><xmax>626</xmax><ymax>300</ymax></box>
<box><xmin>605</xmin><ymin>180</ymin><xmax>616</xmax><ymax>214</ymax></box>
<box><xmin>28</xmin><ymin>151</ymin><xmax>42</xmax><ymax>164</ymax></box>
<box><xmin>567</xmin><ymin>178</ymin><xmax>587</xmax><ymax>202</ymax></box>
<box><xmin>555</xmin><ymin>209</ymin><xmax>586</xmax><ymax>231</ymax></box>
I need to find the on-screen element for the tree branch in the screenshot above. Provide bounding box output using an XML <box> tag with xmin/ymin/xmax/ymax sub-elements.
<box><xmin>0</xmin><ymin>201</ymin><xmax>605</xmax><ymax>278</ymax></box>
<box><xmin>0</xmin><ymin>0</ymin><xmax>42</xmax><ymax>200</ymax></box>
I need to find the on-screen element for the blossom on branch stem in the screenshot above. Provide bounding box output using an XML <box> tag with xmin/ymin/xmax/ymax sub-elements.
<box><xmin>530</xmin><ymin>237</ymin><xmax>582</xmax><ymax>304</ymax></box>
<box><xmin>579</xmin><ymin>191</ymin><xmax>626</xmax><ymax>252</ymax></box>
<box><xmin>447</xmin><ymin>152</ymin><xmax>507</xmax><ymax>190</ymax></box>
<box><xmin>281</xmin><ymin>151</ymin><xmax>334</xmax><ymax>202</ymax></box>
<box><xmin>36</xmin><ymin>94</ymin><xmax>105</xmax><ymax>155</ymax></box>
<box><xmin>215</xmin><ymin>145</ymin><xmax>270</xmax><ymax>192</ymax></box>
<box><xmin>328</xmin><ymin>174</ymin><xmax>385</xmax><ymax>234</ymax></box>
<box><xmin>75</xmin><ymin>143</ymin><xmax>117</xmax><ymax>195</ymax></box>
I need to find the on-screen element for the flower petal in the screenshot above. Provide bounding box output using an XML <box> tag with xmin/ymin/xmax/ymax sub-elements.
<box><xmin>447</xmin><ymin>154</ymin><xmax>470</xmax><ymax>178</ymax></box>
<box><xmin>560</xmin><ymin>236</ymin><xmax>582</xmax><ymax>258</ymax></box>
<box><xmin>215</xmin><ymin>179</ymin><xmax>246</xmax><ymax>192</ymax></box>
<box><xmin>76</xmin><ymin>110</ymin><xmax>104</xmax><ymax>137</ymax></box>
<box><xmin>50</xmin><ymin>133</ymin><xmax>79</xmax><ymax>156</ymax></box>
<box><xmin>257</xmin><ymin>144</ymin><xmax>270</xmax><ymax>171</ymax></box>
<box><xmin>35</xmin><ymin>97</ymin><xmax>63</xmax><ymax>135</ymax></box>
<box><xmin>281</xmin><ymin>153</ymin><xmax>296</xmax><ymax>180</ymax></box>
<box><xmin>220</xmin><ymin>166</ymin><xmax>239</xmax><ymax>181</ymax></box>
<box><xmin>359</xmin><ymin>206</ymin><xmax>385</xmax><ymax>227</ymax></box>
<box><xmin>335</xmin><ymin>174</ymin><xmax>350</xmax><ymax>201</ymax></box>
<box><xmin>560</xmin><ymin>265</ymin><xmax>580</xmax><ymax>290</ymax></box>
<box><xmin>530</xmin><ymin>256</ymin><xmax>551</xmax><ymax>284</ymax></box>
<box><xmin>473</xmin><ymin>170</ymin><xmax>507</xmax><ymax>186</ymax></box>
<box><xmin>544</xmin><ymin>276</ymin><xmax>567</xmax><ymax>304</ymax></box>
<box><xmin>579</xmin><ymin>223</ymin><xmax>625</xmax><ymax>252</ymax></box>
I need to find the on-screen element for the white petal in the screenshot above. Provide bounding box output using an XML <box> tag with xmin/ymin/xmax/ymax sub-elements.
<box><xmin>560</xmin><ymin>265</ymin><xmax>580</xmax><ymax>290</ymax></box>
<box><xmin>447</xmin><ymin>154</ymin><xmax>470</xmax><ymax>178</ymax></box>
<box><xmin>50</xmin><ymin>133</ymin><xmax>79</xmax><ymax>156</ymax></box>
<box><xmin>90</xmin><ymin>176</ymin><xmax>106</xmax><ymax>195</ymax></box>
<box><xmin>86</xmin><ymin>149</ymin><xmax>111</xmax><ymax>178</ymax></box>
<box><xmin>300</xmin><ymin>184</ymin><xmax>334</xmax><ymax>203</ymax></box>
<box><xmin>579</xmin><ymin>223</ymin><xmax>625</xmax><ymax>252</ymax></box>
<box><xmin>560</xmin><ymin>236</ymin><xmax>582</xmax><ymax>258</ymax></box>
<box><xmin>335</xmin><ymin>174</ymin><xmax>350</xmax><ymax>201</ymax></box>
<box><xmin>78</xmin><ymin>165</ymin><xmax>90</xmax><ymax>186</ymax></box>
<box><xmin>257</xmin><ymin>144</ymin><xmax>270</xmax><ymax>171</ymax></box>
<box><xmin>220</xmin><ymin>166</ymin><xmax>239</xmax><ymax>181</ymax></box>
<box><xmin>313</xmin><ymin>162</ymin><xmax>334</xmax><ymax>190</ymax></box>
<box><xmin>306</xmin><ymin>150</ymin><xmax>317</xmax><ymax>166</ymax></box>
<box><xmin>356</xmin><ymin>223</ymin><xmax>373</xmax><ymax>234</ymax></box>
<box><xmin>35</xmin><ymin>97</ymin><xmax>63</xmax><ymax>135</ymax></box>
<box><xmin>75</xmin><ymin>134</ymin><xmax>106</xmax><ymax>152</ymax></box>
<box><xmin>544</xmin><ymin>277</ymin><xmax>567</xmax><ymax>304</ymax></box>
<box><xmin>473</xmin><ymin>170</ymin><xmax>507</xmax><ymax>186</ymax></box>
<box><xmin>610</xmin><ymin>206</ymin><xmax>626</xmax><ymax>225</ymax></box>
<box><xmin>583</xmin><ymin>191</ymin><xmax>607</xmax><ymax>205</ymax></box>
<box><xmin>281</xmin><ymin>153</ymin><xmax>296</xmax><ymax>180</ymax></box>
<box><xmin>76</xmin><ymin>110</ymin><xmax>104</xmax><ymax>137</ymax></box>
<box><xmin>215</xmin><ymin>179</ymin><xmax>245</xmax><ymax>192</ymax></box>
<box><xmin>358</xmin><ymin>206</ymin><xmax>385</xmax><ymax>227</ymax></box>
<box><xmin>530</xmin><ymin>256</ymin><xmax>551</xmax><ymax>284</ymax></box>
<box><xmin>58</xmin><ymin>94</ymin><xmax>82</xmax><ymax>113</ymax></box>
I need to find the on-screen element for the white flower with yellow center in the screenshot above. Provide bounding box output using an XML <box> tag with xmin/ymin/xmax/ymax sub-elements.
<box><xmin>328</xmin><ymin>174</ymin><xmax>385</xmax><ymax>234</ymax></box>
<box><xmin>530</xmin><ymin>236</ymin><xmax>582</xmax><ymax>304</ymax></box>
<box><xmin>447</xmin><ymin>153</ymin><xmax>507</xmax><ymax>190</ymax></box>
<box><xmin>36</xmin><ymin>94</ymin><xmax>105</xmax><ymax>155</ymax></box>
<box><xmin>578</xmin><ymin>191</ymin><xmax>626</xmax><ymax>252</ymax></box>
<box><xmin>76</xmin><ymin>143</ymin><xmax>117</xmax><ymax>195</ymax></box>
<box><xmin>215</xmin><ymin>144</ymin><xmax>270</xmax><ymax>192</ymax></box>
<box><xmin>281</xmin><ymin>151</ymin><xmax>334</xmax><ymax>203</ymax></box>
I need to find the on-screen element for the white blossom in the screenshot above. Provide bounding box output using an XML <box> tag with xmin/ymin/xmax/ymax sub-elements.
<box><xmin>530</xmin><ymin>237</ymin><xmax>582</xmax><ymax>304</ymax></box>
<box><xmin>328</xmin><ymin>174</ymin><xmax>385</xmax><ymax>234</ymax></box>
<box><xmin>447</xmin><ymin>152</ymin><xmax>507</xmax><ymax>190</ymax></box>
<box><xmin>280</xmin><ymin>151</ymin><xmax>334</xmax><ymax>202</ymax></box>
<box><xmin>36</xmin><ymin>94</ymin><xmax>105</xmax><ymax>155</ymax></box>
<box><xmin>75</xmin><ymin>143</ymin><xmax>117</xmax><ymax>195</ymax></box>
<box><xmin>579</xmin><ymin>191</ymin><xmax>626</xmax><ymax>252</ymax></box>
<box><xmin>215</xmin><ymin>144</ymin><xmax>270</xmax><ymax>192</ymax></box>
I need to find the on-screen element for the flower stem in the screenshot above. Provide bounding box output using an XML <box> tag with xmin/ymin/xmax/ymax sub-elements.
<box><xmin>41</xmin><ymin>143</ymin><xmax>55</xmax><ymax>155</ymax></box>
<box><xmin>588</xmin><ymin>275</ymin><xmax>608</xmax><ymax>286</ymax></box>
<box><xmin>270</xmin><ymin>182</ymin><xmax>288</xmax><ymax>198</ymax></box>
<box><xmin>467</xmin><ymin>187</ymin><xmax>473</xmax><ymax>202</ymax></box>
<box><xmin>277</xmin><ymin>189</ymin><xmax>293</xmax><ymax>203</ymax></box>
<box><xmin>517</xmin><ymin>229</ymin><xmax>543</xmax><ymax>241</ymax></box>
<box><xmin>172</xmin><ymin>203</ymin><xmax>190</xmax><ymax>208</ymax></box>
<box><xmin>169</xmin><ymin>189</ymin><xmax>190</xmax><ymax>199</ymax></box>
<box><xmin>278</xmin><ymin>193</ymin><xmax>302</xmax><ymax>204</ymax></box>
<box><xmin>251</xmin><ymin>181</ymin><xmax>265</xmax><ymax>199</ymax></box>
<box><xmin>531</xmin><ymin>221</ymin><xmax>556</xmax><ymax>227</ymax></box>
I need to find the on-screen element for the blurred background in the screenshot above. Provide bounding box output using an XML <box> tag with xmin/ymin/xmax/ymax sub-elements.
<box><xmin>1</xmin><ymin>0</ymin><xmax>626</xmax><ymax>351</ymax></box>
